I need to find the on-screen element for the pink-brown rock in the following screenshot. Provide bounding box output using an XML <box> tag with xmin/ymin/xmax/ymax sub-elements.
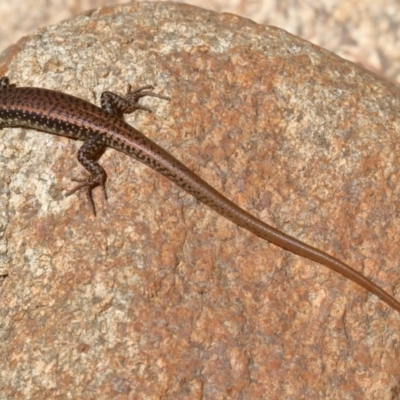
<box><xmin>0</xmin><ymin>2</ymin><xmax>399</xmax><ymax>399</ymax></box>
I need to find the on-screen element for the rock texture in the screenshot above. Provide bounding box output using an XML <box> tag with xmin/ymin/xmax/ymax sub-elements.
<box><xmin>0</xmin><ymin>2</ymin><xmax>400</xmax><ymax>399</ymax></box>
<box><xmin>1</xmin><ymin>1</ymin><xmax>400</xmax><ymax>84</ymax></box>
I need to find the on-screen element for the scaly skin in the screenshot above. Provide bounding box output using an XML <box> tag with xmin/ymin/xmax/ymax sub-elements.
<box><xmin>0</xmin><ymin>76</ymin><xmax>398</xmax><ymax>314</ymax></box>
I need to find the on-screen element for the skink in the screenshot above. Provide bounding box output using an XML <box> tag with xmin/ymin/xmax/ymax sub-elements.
<box><xmin>0</xmin><ymin>76</ymin><xmax>398</xmax><ymax>314</ymax></box>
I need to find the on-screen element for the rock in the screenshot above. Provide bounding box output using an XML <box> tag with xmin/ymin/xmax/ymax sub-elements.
<box><xmin>1</xmin><ymin>2</ymin><xmax>399</xmax><ymax>398</ymax></box>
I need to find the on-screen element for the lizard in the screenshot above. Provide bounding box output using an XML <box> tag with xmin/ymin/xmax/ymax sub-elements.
<box><xmin>0</xmin><ymin>76</ymin><xmax>398</xmax><ymax>314</ymax></box>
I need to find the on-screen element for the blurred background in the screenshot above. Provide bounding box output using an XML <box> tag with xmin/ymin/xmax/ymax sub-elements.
<box><xmin>1</xmin><ymin>0</ymin><xmax>399</xmax><ymax>84</ymax></box>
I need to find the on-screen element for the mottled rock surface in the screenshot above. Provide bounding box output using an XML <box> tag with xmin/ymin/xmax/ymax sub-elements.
<box><xmin>0</xmin><ymin>2</ymin><xmax>399</xmax><ymax>399</ymax></box>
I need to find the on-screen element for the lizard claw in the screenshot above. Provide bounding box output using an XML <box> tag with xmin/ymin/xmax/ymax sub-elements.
<box><xmin>125</xmin><ymin>84</ymin><xmax>171</xmax><ymax>104</ymax></box>
<box><xmin>65</xmin><ymin>175</ymin><xmax>107</xmax><ymax>215</ymax></box>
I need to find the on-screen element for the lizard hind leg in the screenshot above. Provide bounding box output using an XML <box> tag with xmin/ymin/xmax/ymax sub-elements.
<box><xmin>64</xmin><ymin>135</ymin><xmax>107</xmax><ymax>215</ymax></box>
<box><xmin>100</xmin><ymin>84</ymin><xmax>170</xmax><ymax>118</ymax></box>
<box><xmin>0</xmin><ymin>76</ymin><xmax>17</xmax><ymax>90</ymax></box>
